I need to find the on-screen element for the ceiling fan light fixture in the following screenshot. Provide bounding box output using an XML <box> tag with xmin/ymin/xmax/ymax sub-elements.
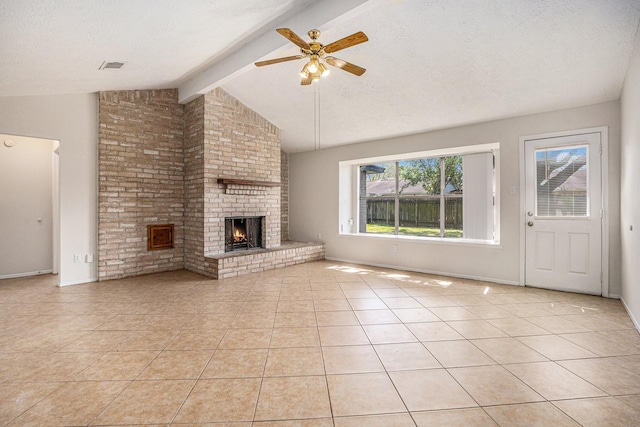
<box><xmin>255</xmin><ymin>28</ymin><xmax>368</xmax><ymax>83</ymax></box>
<box><xmin>300</xmin><ymin>63</ymin><xmax>311</xmax><ymax>78</ymax></box>
<box><xmin>308</xmin><ymin>55</ymin><xmax>319</xmax><ymax>73</ymax></box>
<box><xmin>318</xmin><ymin>62</ymin><xmax>329</xmax><ymax>77</ymax></box>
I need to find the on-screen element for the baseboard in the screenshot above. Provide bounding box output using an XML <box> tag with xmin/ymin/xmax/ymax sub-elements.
<box><xmin>324</xmin><ymin>257</ymin><xmax>521</xmax><ymax>286</ymax></box>
<box><xmin>59</xmin><ymin>277</ymin><xmax>98</xmax><ymax>287</ymax></box>
<box><xmin>620</xmin><ymin>297</ymin><xmax>640</xmax><ymax>332</ymax></box>
<box><xmin>0</xmin><ymin>270</ymin><xmax>53</xmax><ymax>280</ymax></box>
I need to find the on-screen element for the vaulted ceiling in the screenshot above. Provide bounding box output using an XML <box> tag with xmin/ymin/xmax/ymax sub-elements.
<box><xmin>1</xmin><ymin>0</ymin><xmax>639</xmax><ymax>152</ymax></box>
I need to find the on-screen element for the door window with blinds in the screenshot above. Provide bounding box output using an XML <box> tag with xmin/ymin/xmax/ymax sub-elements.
<box><xmin>535</xmin><ymin>145</ymin><xmax>588</xmax><ymax>217</ymax></box>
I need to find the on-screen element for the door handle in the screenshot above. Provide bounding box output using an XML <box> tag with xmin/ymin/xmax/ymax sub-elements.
<box><xmin>527</xmin><ymin>221</ymin><xmax>534</xmax><ymax>227</ymax></box>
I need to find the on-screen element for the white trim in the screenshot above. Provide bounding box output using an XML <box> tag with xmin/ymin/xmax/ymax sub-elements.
<box><xmin>601</xmin><ymin>127</ymin><xmax>610</xmax><ymax>297</ymax></box>
<box><xmin>518</xmin><ymin>126</ymin><xmax>610</xmax><ymax>296</ymax></box>
<box><xmin>621</xmin><ymin>296</ymin><xmax>640</xmax><ymax>332</ymax></box>
<box><xmin>52</xmin><ymin>140</ymin><xmax>60</xmax><ymax>275</ymax></box>
<box><xmin>0</xmin><ymin>270</ymin><xmax>53</xmax><ymax>280</ymax></box>
<box><xmin>325</xmin><ymin>256</ymin><xmax>521</xmax><ymax>286</ymax></box>
<box><xmin>59</xmin><ymin>277</ymin><xmax>98</xmax><ymax>287</ymax></box>
<box><xmin>338</xmin><ymin>231</ymin><xmax>501</xmax><ymax>248</ymax></box>
<box><xmin>340</xmin><ymin>142</ymin><xmax>500</xmax><ymax>166</ymax></box>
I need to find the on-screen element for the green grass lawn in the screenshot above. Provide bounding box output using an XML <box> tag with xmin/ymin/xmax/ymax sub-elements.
<box><xmin>366</xmin><ymin>223</ymin><xmax>463</xmax><ymax>238</ymax></box>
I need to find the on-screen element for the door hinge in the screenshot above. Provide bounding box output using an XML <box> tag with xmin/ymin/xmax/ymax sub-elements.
<box><xmin>599</xmin><ymin>143</ymin><xmax>602</xmax><ymax>155</ymax></box>
<box><xmin>600</xmin><ymin>272</ymin><xmax>603</xmax><ymax>283</ymax></box>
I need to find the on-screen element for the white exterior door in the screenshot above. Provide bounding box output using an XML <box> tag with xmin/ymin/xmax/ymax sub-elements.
<box><xmin>524</xmin><ymin>132</ymin><xmax>602</xmax><ymax>294</ymax></box>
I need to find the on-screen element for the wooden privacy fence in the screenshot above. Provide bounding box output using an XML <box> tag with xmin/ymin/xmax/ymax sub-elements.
<box><xmin>365</xmin><ymin>196</ymin><xmax>463</xmax><ymax>229</ymax></box>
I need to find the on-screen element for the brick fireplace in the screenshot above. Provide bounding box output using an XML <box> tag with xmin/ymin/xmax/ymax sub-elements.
<box><xmin>98</xmin><ymin>87</ymin><xmax>323</xmax><ymax>281</ymax></box>
<box><xmin>185</xmin><ymin>89</ymin><xmax>323</xmax><ymax>278</ymax></box>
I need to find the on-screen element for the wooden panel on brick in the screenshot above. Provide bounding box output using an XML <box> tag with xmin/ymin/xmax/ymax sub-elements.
<box><xmin>147</xmin><ymin>224</ymin><xmax>174</xmax><ymax>250</ymax></box>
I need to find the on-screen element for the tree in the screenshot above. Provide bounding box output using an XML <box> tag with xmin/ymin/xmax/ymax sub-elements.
<box><xmin>444</xmin><ymin>156</ymin><xmax>463</xmax><ymax>192</ymax></box>
<box><xmin>399</xmin><ymin>156</ymin><xmax>462</xmax><ymax>194</ymax></box>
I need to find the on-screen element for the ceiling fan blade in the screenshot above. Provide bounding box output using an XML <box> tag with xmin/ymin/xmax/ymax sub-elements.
<box><xmin>276</xmin><ymin>28</ymin><xmax>311</xmax><ymax>51</ymax></box>
<box><xmin>323</xmin><ymin>31</ymin><xmax>368</xmax><ymax>54</ymax></box>
<box><xmin>325</xmin><ymin>56</ymin><xmax>366</xmax><ymax>76</ymax></box>
<box><xmin>255</xmin><ymin>55</ymin><xmax>304</xmax><ymax>67</ymax></box>
<box><xmin>300</xmin><ymin>75</ymin><xmax>312</xmax><ymax>85</ymax></box>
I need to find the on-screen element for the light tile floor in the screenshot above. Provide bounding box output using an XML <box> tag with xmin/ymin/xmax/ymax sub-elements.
<box><xmin>1</xmin><ymin>260</ymin><xmax>639</xmax><ymax>426</ymax></box>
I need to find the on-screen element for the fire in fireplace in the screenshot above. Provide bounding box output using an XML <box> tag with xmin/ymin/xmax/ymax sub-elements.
<box><xmin>225</xmin><ymin>216</ymin><xmax>263</xmax><ymax>252</ymax></box>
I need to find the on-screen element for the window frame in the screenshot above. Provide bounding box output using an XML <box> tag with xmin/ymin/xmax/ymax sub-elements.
<box><xmin>338</xmin><ymin>143</ymin><xmax>501</xmax><ymax>245</ymax></box>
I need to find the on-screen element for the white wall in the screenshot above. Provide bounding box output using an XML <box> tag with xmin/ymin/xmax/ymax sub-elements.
<box><xmin>0</xmin><ymin>94</ymin><xmax>98</xmax><ymax>286</ymax></box>
<box><xmin>0</xmin><ymin>134</ymin><xmax>55</xmax><ymax>278</ymax></box>
<box><xmin>620</xmin><ymin>31</ymin><xmax>640</xmax><ymax>329</ymax></box>
<box><xmin>290</xmin><ymin>101</ymin><xmax>621</xmax><ymax>293</ymax></box>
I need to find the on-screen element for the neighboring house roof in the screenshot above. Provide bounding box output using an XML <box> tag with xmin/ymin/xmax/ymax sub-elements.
<box><xmin>367</xmin><ymin>179</ymin><xmax>424</xmax><ymax>195</ymax></box>
<box><xmin>366</xmin><ymin>179</ymin><xmax>457</xmax><ymax>196</ymax></box>
<box><xmin>553</xmin><ymin>168</ymin><xmax>587</xmax><ymax>192</ymax></box>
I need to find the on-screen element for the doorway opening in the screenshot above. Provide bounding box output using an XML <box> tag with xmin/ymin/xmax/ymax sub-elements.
<box><xmin>0</xmin><ymin>133</ymin><xmax>60</xmax><ymax>281</ymax></box>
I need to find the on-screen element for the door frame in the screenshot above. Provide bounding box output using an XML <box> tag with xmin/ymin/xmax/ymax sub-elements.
<box><xmin>0</xmin><ymin>133</ymin><xmax>60</xmax><ymax>281</ymax></box>
<box><xmin>518</xmin><ymin>126</ymin><xmax>609</xmax><ymax>296</ymax></box>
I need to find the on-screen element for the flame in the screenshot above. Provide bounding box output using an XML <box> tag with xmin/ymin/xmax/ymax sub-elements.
<box><xmin>233</xmin><ymin>227</ymin><xmax>246</xmax><ymax>242</ymax></box>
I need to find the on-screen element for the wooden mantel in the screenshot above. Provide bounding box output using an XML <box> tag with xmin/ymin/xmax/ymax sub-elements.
<box><xmin>217</xmin><ymin>177</ymin><xmax>281</xmax><ymax>187</ymax></box>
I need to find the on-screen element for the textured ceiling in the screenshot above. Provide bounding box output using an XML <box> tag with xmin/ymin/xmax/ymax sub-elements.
<box><xmin>1</xmin><ymin>0</ymin><xmax>639</xmax><ymax>153</ymax></box>
<box><xmin>0</xmin><ymin>0</ymin><xmax>317</xmax><ymax>95</ymax></box>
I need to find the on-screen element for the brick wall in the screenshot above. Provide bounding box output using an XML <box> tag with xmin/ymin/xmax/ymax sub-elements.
<box><xmin>98</xmin><ymin>89</ymin><xmax>185</xmax><ymax>280</ymax></box>
<box><xmin>201</xmin><ymin>88</ymin><xmax>281</xmax><ymax>257</ymax></box>
<box><xmin>183</xmin><ymin>95</ymin><xmax>206</xmax><ymax>275</ymax></box>
<box><xmin>281</xmin><ymin>150</ymin><xmax>289</xmax><ymax>241</ymax></box>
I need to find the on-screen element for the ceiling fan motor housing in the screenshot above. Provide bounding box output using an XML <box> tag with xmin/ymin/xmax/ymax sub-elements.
<box><xmin>308</xmin><ymin>29</ymin><xmax>321</xmax><ymax>40</ymax></box>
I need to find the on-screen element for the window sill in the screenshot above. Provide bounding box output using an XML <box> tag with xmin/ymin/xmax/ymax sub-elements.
<box><xmin>338</xmin><ymin>231</ymin><xmax>501</xmax><ymax>248</ymax></box>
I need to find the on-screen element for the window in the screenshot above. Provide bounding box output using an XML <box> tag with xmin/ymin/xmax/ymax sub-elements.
<box><xmin>535</xmin><ymin>145</ymin><xmax>588</xmax><ymax>217</ymax></box>
<box><xmin>339</xmin><ymin>143</ymin><xmax>499</xmax><ymax>244</ymax></box>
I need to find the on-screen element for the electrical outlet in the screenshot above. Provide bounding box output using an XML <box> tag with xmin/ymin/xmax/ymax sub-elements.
<box><xmin>392</xmin><ymin>244</ymin><xmax>398</xmax><ymax>253</ymax></box>
<box><xmin>317</xmin><ymin>233</ymin><xmax>322</xmax><ymax>240</ymax></box>
<box><xmin>86</xmin><ymin>253</ymin><xmax>94</xmax><ymax>263</ymax></box>
<box><xmin>73</xmin><ymin>254</ymin><xmax>81</xmax><ymax>263</ymax></box>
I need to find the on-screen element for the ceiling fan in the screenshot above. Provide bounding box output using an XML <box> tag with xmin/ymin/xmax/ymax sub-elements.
<box><xmin>255</xmin><ymin>28</ymin><xmax>368</xmax><ymax>85</ymax></box>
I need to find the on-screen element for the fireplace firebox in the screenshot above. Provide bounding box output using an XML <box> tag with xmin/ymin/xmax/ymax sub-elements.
<box><xmin>225</xmin><ymin>216</ymin><xmax>263</xmax><ymax>252</ymax></box>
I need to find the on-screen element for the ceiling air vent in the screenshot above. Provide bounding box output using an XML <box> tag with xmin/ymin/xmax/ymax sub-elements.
<box><xmin>99</xmin><ymin>61</ymin><xmax>125</xmax><ymax>70</ymax></box>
